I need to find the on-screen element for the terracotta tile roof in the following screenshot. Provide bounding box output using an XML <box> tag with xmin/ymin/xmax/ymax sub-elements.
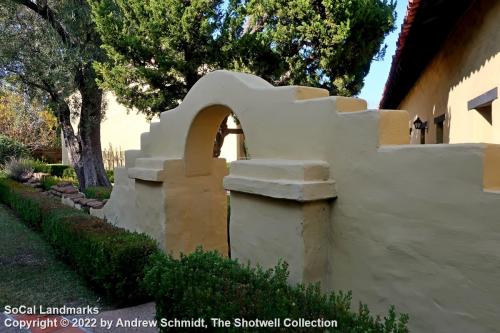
<box><xmin>379</xmin><ymin>0</ymin><xmax>423</xmax><ymax>109</ymax></box>
<box><xmin>379</xmin><ymin>0</ymin><xmax>475</xmax><ymax>109</ymax></box>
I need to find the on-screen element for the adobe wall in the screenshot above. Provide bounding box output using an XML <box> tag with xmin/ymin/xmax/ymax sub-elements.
<box><xmin>94</xmin><ymin>70</ymin><xmax>500</xmax><ymax>332</ymax></box>
<box><xmin>399</xmin><ymin>0</ymin><xmax>500</xmax><ymax>144</ymax></box>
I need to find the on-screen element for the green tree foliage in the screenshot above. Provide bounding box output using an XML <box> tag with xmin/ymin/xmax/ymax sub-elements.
<box><xmin>91</xmin><ymin>0</ymin><xmax>396</xmax><ymax>116</ymax></box>
<box><xmin>0</xmin><ymin>0</ymin><xmax>110</xmax><ymax>189</ymax></box>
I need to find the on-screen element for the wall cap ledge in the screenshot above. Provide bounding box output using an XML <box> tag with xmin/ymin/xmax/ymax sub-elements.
<box><xmin>224</xmin><ymin>176</ymin><xmax>337</xmax><ymax>201</ymax></box>
<box><xmin>127</xmin><ymin>167</ymin><xmax>165</xmax><ymax>182</ymax></box>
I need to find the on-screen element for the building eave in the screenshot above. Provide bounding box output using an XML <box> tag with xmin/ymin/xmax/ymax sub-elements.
<box><xmin>380</xmin><ymin>0</ymin><xmax>476</xmax><ymax>109</ymax></box>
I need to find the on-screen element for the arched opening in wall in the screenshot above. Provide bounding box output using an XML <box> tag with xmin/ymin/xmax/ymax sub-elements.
<box><xmin>183</xmin><ymin>105</ymin><xmax>247</xmax><ymax>257</ymax></box>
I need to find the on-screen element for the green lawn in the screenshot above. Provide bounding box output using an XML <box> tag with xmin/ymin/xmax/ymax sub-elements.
<box><xmin>0</xmin><ymin>204</ymin><xmax>106</xmax><ymax>308</ymax></box>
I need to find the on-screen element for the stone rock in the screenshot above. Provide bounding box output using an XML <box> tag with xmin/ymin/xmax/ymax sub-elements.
<box><xmin>62</xmin><ymin>192</ymin><xmax>85</xmax><ymax>200</ymax></box>
<box><xmin>33</xmin><ymin>172</ymin><xmax>50</xmax><ymax>181</ymax></box>
<box><xmin>49</xmin><ymin>190</ymin><xmax>62</xmax><ymax>197</ymax></box>
<box><xmin>86</xmin><ymin>201</ymin><xmax>104</xmax><ymax>209</ymax></box>
<box><xmin>79</xmin><ymin>198</ymin><xmax>96</xmax><ymax>206</ymax></box>
<box><xmin>61</xmin><ymin>197</ymin><xmax>75</xmax><ymax>208</ymax></box>
<box><xmin>90</xmin><ymin>207</ymin><xmax>105</xmax><ymax>219</ymax></box>
<box><xmin>57</xmin><ymin>181</ymin><xmax>73</xmax><ymax>187</ymax></box>
<box><xmin>19</xmin><ymin>172</ymin><xmax>33</xmax><ymax>183</ymax></box>
<box><xmin>72</xmin><ymin>197</ymin><xmax>85</xmax><ymax>204</ymax></box>
<box><xmin>61</xmin><ymin>186</ymin><xmax>78</xmax><ymax>194</ymax></box>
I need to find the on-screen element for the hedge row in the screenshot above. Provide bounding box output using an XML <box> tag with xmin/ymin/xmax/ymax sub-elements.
<box><xmin>31</xmin><ymin>162</ymin><xmax>71</xmax><ymax>177</ymax></box>
<box><xmin>143</xmin><ymin>249</ymin><xmax>410</xmax><ymax>333</ymax></box>
<box><xmin>0</xmin><ymin>177</ymin><xmax>159</xmax><ymax>305</ymax></box>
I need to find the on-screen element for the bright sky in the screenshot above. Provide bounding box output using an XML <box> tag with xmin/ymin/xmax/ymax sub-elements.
<box><xmin>358</xmin><ymin>0</ymin><xmax>409</xmax><ymax>108</ymax></box>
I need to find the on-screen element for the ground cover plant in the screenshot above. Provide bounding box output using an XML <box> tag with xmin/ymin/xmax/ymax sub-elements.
<box><xmin>83</xmin><ymin>186</ymin><xmax>112</xmax><ymax>200</ymax></box>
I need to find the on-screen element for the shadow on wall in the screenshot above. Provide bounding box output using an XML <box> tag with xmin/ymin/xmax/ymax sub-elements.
<box><xmin>444</xmin><ymin>0</ymin><xmax>499</xmax><ymax>142</ymax></box>
<box><xmin>405</xmin><ymin>0</ymin><xmax>499</xmax><ymax>144</ymax></box>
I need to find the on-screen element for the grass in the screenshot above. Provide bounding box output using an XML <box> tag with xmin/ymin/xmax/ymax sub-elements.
<box><xmin>0</xmin><ymin>203</ymin><xmax>107</xmax><ymax>309</ymax></box>
<box><xmin>83</xmin><ymin>186</ymin><xmax>112</xmax><ymax>200</ymax></box>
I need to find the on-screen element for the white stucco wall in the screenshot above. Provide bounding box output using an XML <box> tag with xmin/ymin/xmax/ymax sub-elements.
<box><xmin>94</xmin><ymin>71</ymin><xmax>500</xmax><ymax>332</ymax></box>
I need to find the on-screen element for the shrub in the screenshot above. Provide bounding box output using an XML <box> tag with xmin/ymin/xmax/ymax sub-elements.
<box><xmin>48</xmin><ymin>164</ymin><xmax>70</xmax><ymax>177</ymax></box>
<box><xmin>40</xmin><ymin>175</ymin><xmax>62</xmax><ymax>191</ymax></box>
<box><xmin>106</xmin><ymin>170</ymin><xmax>114</xmax><ymax>183</ymax></box>
<box><xmin>144</xmin><ymin>249</ymin><xmax>409</xmax><ymax>333</ymax></box>
<box><xmin>29</xmin><ymin>159</ymin><xmax>52</xmax><ymax>173</ymax></box>
<box><xmin>43</xmin><ymin>210</ymin><xmax>158</xmax><ymax>303</ymax></box>
<box><xmin>0</xmin><ymin>135</ymin><xmax>30</xmax><ymax>165</ymax></box>
<box><xmin>83</xmin><ymin>186</ymin><xmax>112</xmax><ymax>200</ymax></box>
<box><xmin>62</xmin><ymin>167</ymin><xmax>77</xmax><ymax>180</ymax></box>
<box><xmin>61</xmin><ymin>166</ymin><xmax>113</xmax><ymax>184</ymax></box>
<box><xmin>0</xmin><ymin>176</ymin><xmax>159</xmax><ymax>304</ymax></box>
<box><xmin>0</xmin><ymin>177</ymin><xmax>47</xmax><ymax>228</ymax></box>
<box><xmin>3</xmin><ymin>158</ymin><xmax>34</xmax><ymax>182</ymax></box>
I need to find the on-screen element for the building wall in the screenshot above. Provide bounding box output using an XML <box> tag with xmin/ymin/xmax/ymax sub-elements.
<box><xmin>399</xmin><ymin>0</ymin><xmax>500</xmax><ymax>144</ymax></box>
<box><xmin>99</xmin><ymin>93</ymin><xmax>158</xmax><ymax>153</ymax></box>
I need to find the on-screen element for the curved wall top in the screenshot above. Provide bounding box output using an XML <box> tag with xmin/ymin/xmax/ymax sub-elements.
<box><xmin>133</xmin><ymin>70</ymin><xmax>375</xmax><ymax>166</ymax></box>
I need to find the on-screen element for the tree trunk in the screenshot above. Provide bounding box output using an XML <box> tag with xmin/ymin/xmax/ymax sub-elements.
<box><xmin>54</xmin><ymin>65</ymin><xmax>110</xmax><ymax>191</ymax></box>
<box><xmin>55</xmin><ymin>97</ymin><xmax>81</xmax><ymax>170</ymax></box>
<box><xmin>74</xmin><ymin>65</ymin><xmax>111</xmax><ymax>190</ymax></box>
<box><xmin>213</xmin><ymin>116</ymin><xmax>245</xmax><ymax>158</ymax></box>
<box><xmin>213</xmin><ymin>116</ymin><xmax>230</xmax><ymax>157</ymax></box>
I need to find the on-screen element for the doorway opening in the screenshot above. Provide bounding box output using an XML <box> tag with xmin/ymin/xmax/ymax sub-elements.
<box><xmin>183</xmin><ymin>105</ymin><xmax>248</xmax><ymax>257</ymax></box>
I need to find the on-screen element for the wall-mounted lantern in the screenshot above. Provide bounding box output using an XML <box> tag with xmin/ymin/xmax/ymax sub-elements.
<box><xmin>413</xmin><ymin>117</ymin><xmax>428</xmax><ymax>132</ymax></box>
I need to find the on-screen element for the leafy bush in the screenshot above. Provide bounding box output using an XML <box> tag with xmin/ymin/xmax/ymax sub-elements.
<box><xmin>60</xmin><ymin>166</ymin><xmax>113</xmax><ymax>184</ymax></box>
<box><xmin>0</xmin><ymin>176</ymin><xmax>159</xmax><ymax>304</ymax></box>
<box><xmin>84</xmin><ymin>186</ymin><xmax>112</xmax><ymax>200</ymax></box>
<box><xmin>62</xmin><ymin>167</ymin><xmax>77</xmax><ymax>180</ymax></box>
<box><xmin>40</xmin><ymin>175</ymin><xmax>62</xmax><ymax>191</ymax></box>
<box><xmin>3</xmin><ymin>158</ymin><xmax>34</xmax><ymax>181</ymax></box>
<box><xmin>106</xmin><ymin>170</ymin><xmax>114</xmax><ymax>183</ymax></box>
<box><xmin>0</xmin><ymin>135</ymin><xmax>30</xmax><ymax>165</ymax></box>
<box><xmin>28</xmin><ymin>159</ymin><xmax>52</xmax><ymax>173</ymax></box>
<box><xmin>48</xmin><ymin>164</ymin><xmax>70</xmax><ymax>177</ymax></box>
<box><xmin>144</xmin><ymin>249</ymin><xmax>409</xmax><ymax>333</ymax></box>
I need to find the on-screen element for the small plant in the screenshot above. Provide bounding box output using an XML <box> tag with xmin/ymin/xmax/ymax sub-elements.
<box><xmin>40</xmin><ymin>175</ymin><xmax>62</xmax><ymax>191</ymax></box>
<box><xmin>84</xmin><ymin>186</ymin><xmax>112</xmax><ymax>200</ymax></box>
<box><xmin>62</xmin><ymin>167</ymin><xmax>77</xmax><ymax>180</ymax></box>
<box><xmin>106</xmin><ymin>170</ymin><xmax>114</xmax><ymax>183</ymax></box>
<box><xmin>3</xmin><ymin>158</ymin><xmax>34</xmax><ymax>182</ymax></box>
<box><xmin>27</xmin><ymin>159</ymin><xmax>51</xmax><ymax>173</ymax></box>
